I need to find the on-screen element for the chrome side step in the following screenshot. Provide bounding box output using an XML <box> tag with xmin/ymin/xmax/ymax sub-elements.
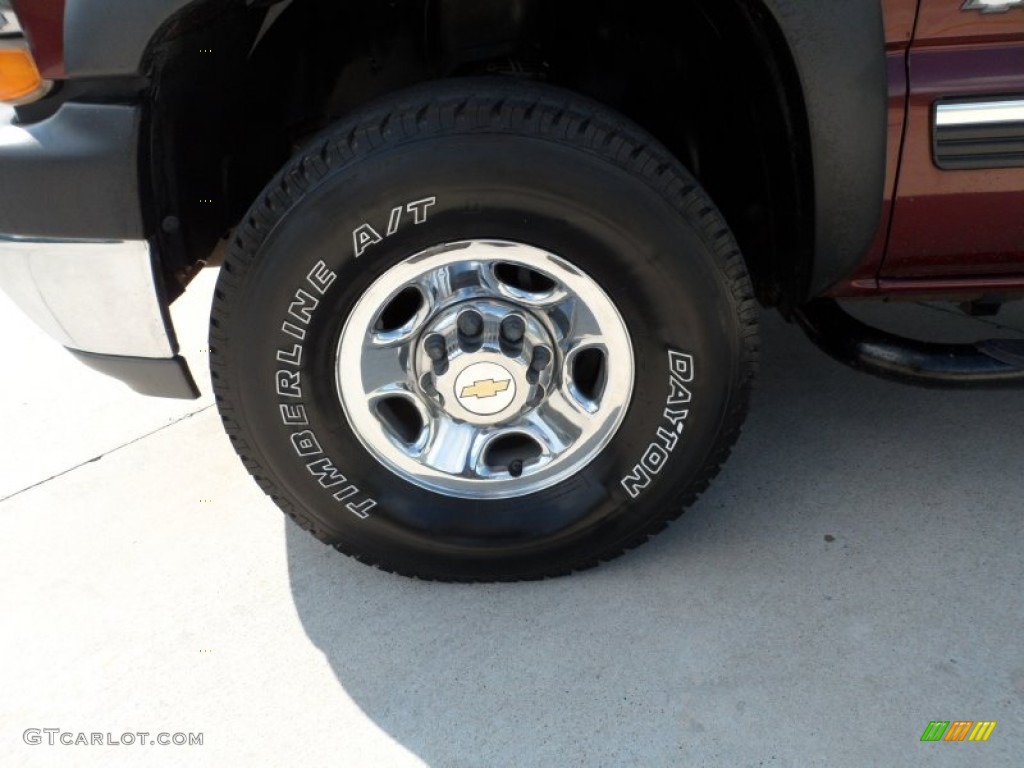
<box><xmin>794</xmin><ymin>300</ymin><xmax>1024</xmax><ymax>389</ymax></box>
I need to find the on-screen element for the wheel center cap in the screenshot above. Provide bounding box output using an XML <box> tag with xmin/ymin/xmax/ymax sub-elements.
<box><xmin>454</xmin><ymin>361</ymin><xmax>518</xmax><ymax>416</ymax></box>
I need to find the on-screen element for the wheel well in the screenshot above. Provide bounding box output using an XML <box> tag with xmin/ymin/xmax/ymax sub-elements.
<box><xmin>147</xmin><ymin>0</ymin><xmax>812</xmax><ymax>306</ymax></box>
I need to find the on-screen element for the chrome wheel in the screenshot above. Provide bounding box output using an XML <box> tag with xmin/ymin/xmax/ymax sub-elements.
<box><xmin>336</xmin><ymin>240</ymin><xmax>634</xmax><ymax>499</ymax></box>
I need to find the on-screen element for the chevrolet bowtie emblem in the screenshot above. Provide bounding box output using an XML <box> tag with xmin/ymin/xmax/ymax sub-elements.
<box><xmin>460</xmin><ymin>378</ymin><xmax>512</xmax><ymax>399</ymax></box>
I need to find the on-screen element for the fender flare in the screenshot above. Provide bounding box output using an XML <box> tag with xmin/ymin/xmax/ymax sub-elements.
<box><xmin>759</xmin><ymin>0</ymin><xmax>887</xmax><ymax>296</ymax></box>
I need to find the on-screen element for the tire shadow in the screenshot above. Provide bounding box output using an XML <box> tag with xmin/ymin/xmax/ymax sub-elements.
<box><xmin>286</xmin><ymin>310</ymin><xmax>1024</xmax><ymax>767</ymax></box>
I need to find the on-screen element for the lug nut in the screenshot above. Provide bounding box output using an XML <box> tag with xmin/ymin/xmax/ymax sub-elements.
<box><xmin>420</xmin><ymin>374</ymin><xmax>444</xmax><ymax>406</ymax></box>
<box><xmin>530</xmin><ymin>345</ymin><xmax>552</xmax><ymax>372</ymax></box>
<box><xmin>424</xmin><ymin>333</ymin><xmax>449</xmax><ymax>375</ymax></box>
<box><xmin>500</xmin><ymin>315</ymin><xmax>525</xmax><ymax>344</ymax></box>
<box><xmin>509</xmin><ymin>459</ymin><xmax>524</xmax><ymax>478</ymax></box>
<box><xmin>424</xmin><ymin>333</ymin><xmax>447</xmax><ymax>362</ymax></box>
<box><xmin>457</xmin><ymin>310</ymin><xmax>484</xmax><ymax>338</ymax></box>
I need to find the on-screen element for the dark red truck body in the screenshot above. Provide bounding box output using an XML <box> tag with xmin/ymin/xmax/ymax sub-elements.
<box><xmin>835</xmin><ymin>0</ymin><xmax>1024</xmax><ymax>299</ymax></box>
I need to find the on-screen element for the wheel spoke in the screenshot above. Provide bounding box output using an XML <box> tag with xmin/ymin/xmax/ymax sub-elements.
<box><xmin>415</xmin><ymin>260</ymin><xmax>490</xmax><ymax>308</ymax></box>
<box><xmin>420</xmin><ymin>415</ymin><xmax>486</xmax><ymax>476</ymax></box>
<box><xmin>559</xmin><ymin>297</ymin><xmax>605</xmax><ymax>342</ymax></box>
<box><xmin>357</xmin><ymin>340</ymin><xmax>414</xmax><ymax>401</ymax></box>
<box><xmin>515</xmin><ymin>388</ymin><xmax>588</xmax><ymax>455</ymax></box>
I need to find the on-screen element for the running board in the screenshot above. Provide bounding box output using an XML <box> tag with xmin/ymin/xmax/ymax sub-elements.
<box><xmin>793</xmin><ymin>300</ymin><xmax>1024</xmax><ymax>388</ymax></box>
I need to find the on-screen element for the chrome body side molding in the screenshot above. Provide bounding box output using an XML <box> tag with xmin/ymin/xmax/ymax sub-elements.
<box><xmin>934</xmin><ymin>98</ymin><xmax>1024</xmax><ymax>170</ymax></box>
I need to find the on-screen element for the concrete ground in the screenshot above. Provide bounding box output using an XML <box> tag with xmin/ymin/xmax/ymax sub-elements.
<box><xmin>1</xmin><ymin>267</ymin><xmax>1022</xmax><ymax>768</ymax></box>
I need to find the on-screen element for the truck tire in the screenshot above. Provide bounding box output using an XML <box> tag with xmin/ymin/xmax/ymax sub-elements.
<box><xmin>210</xmin><ymin>78</ymin><xmax>758</xmax><ymax>581</ymax></box>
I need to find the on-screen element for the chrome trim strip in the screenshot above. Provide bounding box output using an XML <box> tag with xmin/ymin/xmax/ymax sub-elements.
<box><xmin>936</xmin><ymin>99</ymin><xmax>1024</xmax><ymax>127</ymax></box>
<box><xmin>0</xmin><ymin>237</ymin><xmax>177</xmax><ymax>357</ymax></box>
<box><xmin>961</xmin><ymin>0</ymin><xmax>1024</xmax><ymax>13</ymax></box>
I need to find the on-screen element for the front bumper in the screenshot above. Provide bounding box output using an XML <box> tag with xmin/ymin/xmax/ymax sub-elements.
<box><xmin>0</xmin><ymin>236</ymin><xmax>199</xmax><ymax>398</ymax></box>
<box><xmin>0</xmin><ymin>103</ymin><xmax>199</xmax><ymax>398</ymax></box>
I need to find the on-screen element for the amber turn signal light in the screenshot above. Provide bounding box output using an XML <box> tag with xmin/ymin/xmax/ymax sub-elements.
<box><xmin>0</xmin><ymin>44</ymin><xmax>47</xmax><ymax>104</ymax></box>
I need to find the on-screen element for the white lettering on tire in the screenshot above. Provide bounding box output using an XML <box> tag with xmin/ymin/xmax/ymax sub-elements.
<box><xmin>353</xmin><ymin>196</ymin><xmax>437</xmax><ymax>257</ymax></box>
<box><xmin>620</xmin><ymin>350</ymin><xmax>695</xmax><ymax>499</ymax></box>
<box><xmin>273</xmin><ymin>258</ymin><xmax>378</xmax><ymax>518</ymax></box>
